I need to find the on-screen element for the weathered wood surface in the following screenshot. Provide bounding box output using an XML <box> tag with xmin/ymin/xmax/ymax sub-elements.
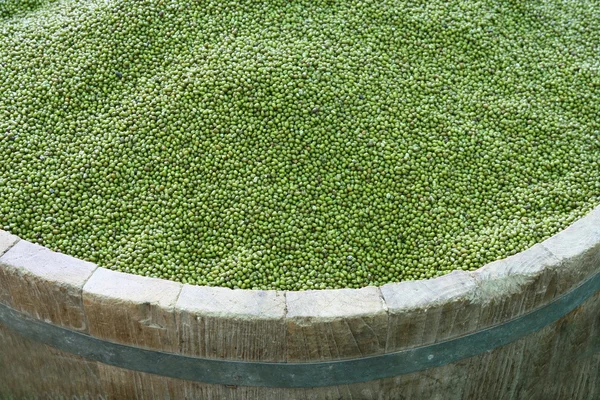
<box><xmin>83</xmin><ymin>268</ymin><xmax>182</xmax><ymax>352</ymax></box>
<box><xmin>1</xmin><ymin>292</ymin><xmax>598</xmax><ymax>399</ymax></box>
<box><xmin>176</xmin><ymin>285</ymin><xmax>287</xmax><ymax>362</ymax></box>
<box><xmin>0</xmin><ymin>233</ymin><xmax>97</xmax><ymax>332</ymax></box>
<box><xmin>0</xmin><ymin>324</ymin><xmax>103</xmax><ymax>399</ymax></box>
<box><xmin>0</xmin><ymin>206</ymin><xmax>598</xmax><ymax>399</ymax></box>
<box><xmin>285</xmin><ymin>286</ymin><xmax>388</xmax><ymax>362</ymax></box>
<box><xmin>0</xmin><ymin>230</ymin><xmax>18</xmax><ymax>306</ymax></box>
<box><xmin>382</xmin><ymin>270</ymin><xmax>478</xmax><ymax>351</ymax></box>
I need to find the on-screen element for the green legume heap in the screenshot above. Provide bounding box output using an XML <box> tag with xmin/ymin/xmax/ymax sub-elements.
<box><xmin>1</xmin><ymin>0</ymin><xmax>599</xmax><ymax>290</ymax></box>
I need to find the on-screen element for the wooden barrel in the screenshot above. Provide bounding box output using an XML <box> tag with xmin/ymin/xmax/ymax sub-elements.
<box><xmin>1</xmin><ymin>206</ymin><xmax>599</xmax><ymax>399</ymax></box>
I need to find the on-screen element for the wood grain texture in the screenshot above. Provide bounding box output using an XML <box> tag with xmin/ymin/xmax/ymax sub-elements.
<box><xmin>96</xmin><ymin>365</ymin><xmax>294</xmax><ymax>400</ymax></box>
<box><xmin>0</xmin><ymin>203</ymin><xmax>598</xmax><ymax>399</ymax></box>
<box><xmin>0</xmin><ymin>324</ymin><xmax>104</xmax><ymax>399</ymax></box>
<box><xmin>83</xmin><ymin>268</ymin><xmax>183</xmax><ymax>352</ymax></box>
<box><xmin>285</xmin><ymin>287</ymin><xmax>388</xmax><ymax>362</ymax></box>
<box><xmin>0</xmin><ymin>230</ymin><xmax>18</xmax><ymax>256</ymax></box>
<box><xmin>0</xmin><ymin>230</ymin><xmax>19</xmax><ymax>306</ymax></box>
<box><xmin>0</xmin><ymin>290</ymin><xmax>597</xmax><ymax>399</ymax></box>
<box><xmin>81</xmin><ymin>289</ymin><xmax>599</xmax><ymax>400</ymax></box>
<box><xmin>176</xmin><ymin>285</ymin><xmax>286</xmax><ymax>361</ymax></box>
<box><xmin>0</xmin><ymin>240</ymin><xmax>97</xmax><ymax>332</ymax></box>
<box><xmin>541</xmin><ymin>206</ymin><xmax>600</xmax><ymax>292</ymax></box>
<box><xmin>472</xmin><ymin>243</ymin><xmax>563</xmax><ymax>329</ymax></box>
<box><xmin>376</xmin><ymin>291</ymin><xmax>600</xmax><ymax>400</ymax></box>
<box><xmin>382</xmin><ymin>270</ymin><xmax>479</xmax><ymax>351</ymax></box>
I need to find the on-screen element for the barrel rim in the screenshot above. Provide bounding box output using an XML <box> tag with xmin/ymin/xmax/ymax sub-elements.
<box><xmin>1</xmin><ymin>206</ymin><xmax>598</xmax><ymax>318</ymax></box>
<box><xmin>0</xmin><ymin>205</ymin><xmax>599</xmax><ymax>370</ymax></box>
<box><xmin>1</xmin><ymin>270</ymin><xmax>598</xmax><ymax>387</ymax></box>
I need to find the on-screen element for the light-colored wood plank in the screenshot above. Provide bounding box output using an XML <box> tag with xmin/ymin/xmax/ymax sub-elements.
<box><xmin>0</xmin><ymin>239</ymin><xmax>97</xmax><ymax>332</ymax></box>
<box><xmin>176</xmin><ymin>285</ymin><xmax>286</xmax><ymax>361</ymax></box>
<box><xmin>0</xmin><ymin>324</ymin><xmax>104</xmax><ymax>399</ymax></box>
<box><xmin>285</xmin><ymin>286</ymin><xmax>388</xmax><ymax>362</ymax></box>
<box><xmin>83</xmin><ymin>267</ymin><xmax>182</xmax><ymax>351</ymax></box>
<box><xmin>382</xmin><ymin>270</ymin><xmax>478</xmax><ymax>351</ymax></box>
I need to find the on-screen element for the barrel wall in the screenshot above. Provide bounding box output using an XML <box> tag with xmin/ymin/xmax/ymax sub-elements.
<box><xmin>0</xmin><ymin>206</ymin><xmax>599</xmax><ymax>399</ymax></box>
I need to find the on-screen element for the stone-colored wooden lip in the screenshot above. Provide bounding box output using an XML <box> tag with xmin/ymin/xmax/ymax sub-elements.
<box><xmin>1</xmin><ymin>271</ymin><xmax>598</xmax><ymax>388</ymax></box>
<box><xmin>0</xmin><ymin>205</ymin><xmax>599</xmax><ymax>370</ymax></box>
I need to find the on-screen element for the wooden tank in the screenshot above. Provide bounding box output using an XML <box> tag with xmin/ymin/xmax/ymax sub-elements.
<box><xmin>0</xmin><ymin>206</ymin><xmax>599</xmax><ymax>399</ymax></box>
